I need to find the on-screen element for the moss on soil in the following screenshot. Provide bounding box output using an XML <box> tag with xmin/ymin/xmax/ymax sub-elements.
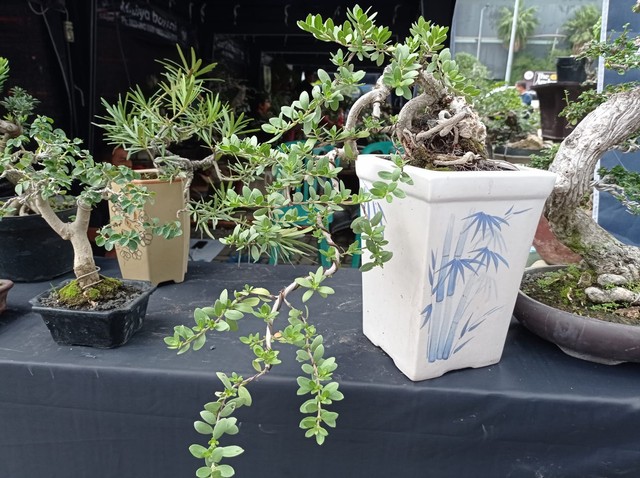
<box><xmin>521</xmin><ymin>266</ymin><xmax>640</xmax><ymax>326</ymax></box>
<box><xmin>57</xmin><ymin>276</ymin><xmax>124</xmax><ymax>307</ymax></box>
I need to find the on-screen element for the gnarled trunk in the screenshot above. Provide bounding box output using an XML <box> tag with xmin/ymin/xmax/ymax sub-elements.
<box><xmin>547</xmin><ymin>87</ymin><xmax>640</xmax><ymax>280</ymax></box>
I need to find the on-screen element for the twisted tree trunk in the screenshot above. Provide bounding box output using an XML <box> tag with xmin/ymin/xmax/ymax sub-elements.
<box><xmin>546</xmin><ymin>87</ymin><xmax>640</xmax><ymax>280</ymax></box>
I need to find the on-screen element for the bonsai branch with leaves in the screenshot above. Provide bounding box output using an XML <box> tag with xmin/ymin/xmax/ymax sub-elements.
<box><xmin>541</xmin><ymin>1</ymin><xmax>640</xmax><ymax>303</ymax></box>
<box><xmin>0</xmin><ymin>59</ymin><xmax>181</xmax><ymax>300</ymax></box>
<box><xmin>98</xmin><ymin>5</ymin><xmax>511</xmax><ymax>477</ymax></box>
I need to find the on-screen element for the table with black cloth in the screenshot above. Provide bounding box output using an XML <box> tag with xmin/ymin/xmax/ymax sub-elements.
<box><xmin>1</xmin><ymin>258</ymin><xmax>640</xmax><ymax>478</ymax></box>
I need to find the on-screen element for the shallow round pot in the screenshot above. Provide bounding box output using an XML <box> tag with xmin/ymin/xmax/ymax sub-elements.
<box><xmin>30</xmin><ymin>278</ymin><xmax>156</xmax><ymax>348</ymax></box>
<box><xmin>514</xmin><ymin>265</ymin><xmax>640</xmax><ymax>365</ymax></box>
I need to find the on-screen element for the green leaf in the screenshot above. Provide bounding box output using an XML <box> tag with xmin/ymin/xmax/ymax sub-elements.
<box><xmin>217</xmin><ymin>464</ymin><xmax>235</xmax><ymax>478</ymax></box>
<box><xmin>189</xmin><ymin>444</ymin><xmax>209</xmax><ymax>459</ymax></box>
<box><xmin>219</xmin><ymin>402</ymin><xmax>237</xmax><ymax>418</ymax></box>
<box><xmin>360</xmin><ymin>262</ymin><xmax>375</xmax><ymax>272</ymax></box>
<box><xmin>192</xmin><ymin>334</ymin><xmax>206</xmax><ymax>351</ymax></box>
<box><xmin>238</xmin><ymin>386</ymin><xmax>252</xmax><ymax>406</ymax></box>
<box><xmin>196</xmin><ymin>466</ymin><xmax>212</xmax><ymax>478</ymax></box>
<box><xmin>300</xmin><ymin>399</ymin><xmax>318</xmax><ymax>413</ymax></box>
<box><xmin>220</xmin><ymin>445</ymin><xmax>244</xmax><ymax>458</ymax></box>
<box><xmin>204</xmin><ymin>402</ymin><xmax>222</xmax><ymax>414</ymax></box>
<box><xmin>212</xmin><ymin>418</ymin><xmax>228</xmax><ymax>440</ymax></box>
<box><xmin>194</xmin><ymin>308</ymin><xmax>209</xmax><ymax>325</ymax></box>
<box><xmin>200</xmin><ymin>410</ymin><xmax>217</xmax><ymax>424</ymax></box>
<box><xmin>194</xmin><ymin>420</ymin><xmax>214</xmax><ymax>435</ymax></box>
<box><xmin>296</xmin><ymin>376</ymin><xmax>313</xmax><ymax>394</ymax></box>
<box><xmin>299</xmin><ymin>416</ymin><xmax>317</xmax><ymax>429</ymax></box>
<box><xmin>210</xmin><ymin>447</ymin><xmax>224</xmax><ymax>464</ymax></box>
<box><xmin>224</xmin><ymin>309</ymin><xmax>244</xmax><ymax>321</ymax></box>
<box><xmin>313</xmin><ymin>344</ymin><xmax>325</xmax><ymax>362</ymax></box>
<box><xmin>302</xmin><ymin>289</ymin><xmax>314</xmax><ymax>302</ymax></box>
<box><xmin>320</xmin><ymin>410</ymin><xmax>339</xmax><ymax>427</ymax></box>
<box><xmin>217</xmin><ymin>372</ymin><xmax>233</xmax><ymax>390</ymax></box>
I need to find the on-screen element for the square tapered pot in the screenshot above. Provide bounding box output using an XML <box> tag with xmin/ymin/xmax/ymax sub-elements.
<box><xmin>356</xmin><ymin>155</ymin><xmax>556</xmax><ymax>380</ymax></box>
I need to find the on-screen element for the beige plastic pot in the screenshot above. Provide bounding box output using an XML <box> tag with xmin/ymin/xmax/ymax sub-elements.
<box><xmin>109</xmin><ymin>169</ymin><xmax>190</xmax><ymax>285</ymax></box>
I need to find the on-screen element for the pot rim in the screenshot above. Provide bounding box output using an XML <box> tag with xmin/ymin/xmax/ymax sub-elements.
<box><xmin>519</xmin><ymin>265</ymin><xmax>640</xmax><ymax>331</ymax></box>
<box><xmin>29</xmin><ymin>277</ymin><xmax>156</xmax><ymax>316</ymax></box>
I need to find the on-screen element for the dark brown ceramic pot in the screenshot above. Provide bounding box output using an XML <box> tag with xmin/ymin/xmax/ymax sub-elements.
<box><xmin>514</xmin><ymin>265</ymin><xmax>640</xmax><ymax>365</ymax></box>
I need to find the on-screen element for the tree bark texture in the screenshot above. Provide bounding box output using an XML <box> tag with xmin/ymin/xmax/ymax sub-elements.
<box><xmin>547</xmin><ymin>88</ymin><xmax>640</xmax><ymax>280</ymax></box>
<box><xmin>35</xmin><ymin>196</ymin><xmax>100</xmax><ymax>287</ymax></box>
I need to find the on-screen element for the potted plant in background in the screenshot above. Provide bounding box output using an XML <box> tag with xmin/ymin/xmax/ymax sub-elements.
<box><xmin>99</xmin><ymin>6</ymin><xmax>556</xmax><ymax>476</ymax></box>
<box><xmin>515</xmin><ymin>2</ymin><xmax>640</xmax><ymax>365</ymax></box>
<box><xmin>554</xmin><ymin>3</ymin><xmax>602</xmax><ymax>83</ymax></box>
<box><xmin>0</xmin><ymin>57</ymin><xmax>75</xmax><ymax>282</ymax></box>
<box><xmin>97</xmin><ymin>53</ymin><xmax>253</xmax><ymax>285</ymax></box>
<box><xmin>0</xmin><ymin>59</ymin><xmax>182</xmax><ymax>348</ymax></box>
<box><xmin>474</xmin><ymin>83</ymin><xmax>542</xmax><ymax>164</ymax></box>
<box><xmin>107</xmin><ymin>165</ymin><xmax>191</xmax><ymax>285</ymax></box>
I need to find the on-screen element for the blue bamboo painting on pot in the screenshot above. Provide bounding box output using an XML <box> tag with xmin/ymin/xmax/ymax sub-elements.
<box><xmin>421</xmin><ymin>206</ymin><xmax>530</xmax><ymax>363</ymax></box>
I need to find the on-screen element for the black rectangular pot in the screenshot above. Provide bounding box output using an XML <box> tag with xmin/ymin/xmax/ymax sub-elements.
<box><xmin>30</xmin><ymin>279</ymin><xmax>156</xmax><ymax>348</ymax></box>
<box><xmin>0</xmin><ymin>204</ymin><xmax>75</xmax><ymax>282</ymax></box>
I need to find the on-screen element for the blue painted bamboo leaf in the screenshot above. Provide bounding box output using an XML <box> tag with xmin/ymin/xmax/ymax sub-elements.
<box><xmin>460</xmin><ymin>313</ymin><xmax>473</xmax><ymax>337</ymax></box>
<box><xmin>463</xmin><ymin>212</ymin><xmax>510</xmax><ymax>241</ymax></box>
<box><xmin>471</xmin><ymin>247</ymin><xmax>509</xmax><ymax>271</ymax></box>
<box><xmin>468</xmin><ymin>306</ymin><xmax>502</xmax><ymax>332</ymax></box>
<box><xmin>510</xmin><ymin>207</ymin><xmax>531</xmax><ymax>215</ymax></box>
<box><xmin>428</xmin><ymin>251</ymin><xmax>436</xmax><ymax>286</ymax></box>
<box><xmin>453</xmin><ymin>337</ymin><xmax>473</xmax><ymax>355</ymax></box>
<box><xmin>467</xmin><ymin>317</ymin><xmax>487</xmax><ymax>332</ymax></box>
<box><xmin>440</xmin><ymin>258</ymin><xmax>481</xmax><ymax>296</ymax></box>
<box><xmin>421</xmin><ymin>303</ymin><xmax>432</xmax><ymax>327</ymax></box>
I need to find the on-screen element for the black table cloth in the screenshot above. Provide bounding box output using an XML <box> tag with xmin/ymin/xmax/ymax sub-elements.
<box><xmin>1</xmin><ymin>259</ymin><xmax>640</xmax><ymax>478</ymax></box>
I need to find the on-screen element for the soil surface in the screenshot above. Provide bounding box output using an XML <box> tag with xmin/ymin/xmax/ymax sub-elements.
<box><xmin>38</xmin><ymin>282</ymin><xmax>146</xmax><ymax>311</ymax></box>
<box><xmin>521</xmin><ymin>268</ymin><xmax>640</xmax><ymax>326</ymax></box>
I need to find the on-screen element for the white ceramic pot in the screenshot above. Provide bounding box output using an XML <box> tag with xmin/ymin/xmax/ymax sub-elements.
<box><xmin>356</xmin><ymin>155</ymin><xmax>556</xmax><ymax>380</ymax></box>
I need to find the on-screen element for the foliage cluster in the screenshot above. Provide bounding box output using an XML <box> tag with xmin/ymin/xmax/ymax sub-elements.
<box><xmin>96</xmin><ymin>5</ymin><xmax>495</xmax><ymax>476</ymax></box>
<box><xmin>558</xmin><ymin>18</ymin><xmax>640</xmax><ymax>216</ymax></box>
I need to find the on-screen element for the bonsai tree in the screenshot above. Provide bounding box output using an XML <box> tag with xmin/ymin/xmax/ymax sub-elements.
<box><xmin>0</xmin><ymin>58</ymin><xmax>180</xmax><ymax>302</ymax></box>
<box><xmin>98</xmin><ymin>6</ymin><xmax>523</xmax><ymax>477</ymax></box>
<box><xmin>544</xmin><ymin>1</ymin><xmax>640</xmax><ymax>291</ymax></box>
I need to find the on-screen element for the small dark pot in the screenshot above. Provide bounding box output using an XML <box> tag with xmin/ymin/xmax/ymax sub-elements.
<box><xmin>556</xmin><ymin>56</ymin><xmax>587</xmax><ymax>83</ymax></box>
<box><xmin>30</xmin><ymin>279</ymin><xmax>156</xmax><ymax>348</ymax></box>
<box><xmin>0</xmin><ymin>207</ymin><xmax>74</xmax><ymax>282</ymax></box>
<box><xmin>514</xmin><ymin>265</ymin><xmax>640</xmax><ymax>365</ymax></box>
<box><xmin>0</xmin><ymin>279</ymin><xmax>14</xmax><ymax>314</ymax></box>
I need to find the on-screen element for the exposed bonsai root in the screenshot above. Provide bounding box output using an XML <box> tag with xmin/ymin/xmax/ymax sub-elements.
<box><xmin>390</xmin><ymin>77</ymin><xmax>492</xmax><ymax>171</ymax></box>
